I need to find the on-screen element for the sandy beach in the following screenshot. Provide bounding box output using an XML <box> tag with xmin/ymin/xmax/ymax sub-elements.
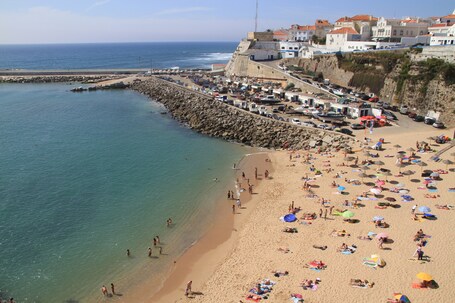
<box><xmin>142</xmin><ymin>124</ymin><xmax>455</xmax><ymax>303</ymax></box>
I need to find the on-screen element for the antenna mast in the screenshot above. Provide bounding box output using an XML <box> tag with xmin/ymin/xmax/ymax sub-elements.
<box><xmin>255</xmin><ymin>0</ymin><xmax>258</xmax><ymax>32</ymax></box>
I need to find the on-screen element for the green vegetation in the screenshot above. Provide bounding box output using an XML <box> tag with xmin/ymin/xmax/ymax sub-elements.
<box><xmin>395</xmin><ymin>58</ymin><xmax>411</xmax><ymax>94</ymax></box>
<box><xmin>349</xmin><ymin>73</ymin><xmax>386</xmax><ymax>95</ymax></box>
<box><xmin>311</xmin><ymin>35</ymin><xmax>326</xmax><ymax>45</ymax></box>
<box><xmin>285</xmin><ymin>82</ymin><xmax>295</xmax><ymax>90</ymax></box>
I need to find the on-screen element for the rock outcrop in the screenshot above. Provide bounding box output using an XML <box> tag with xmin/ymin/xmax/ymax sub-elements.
<box><xmin>132</xmin><ymin>78</ymin><xmax>353</xmax><ymax>150</ymax></box>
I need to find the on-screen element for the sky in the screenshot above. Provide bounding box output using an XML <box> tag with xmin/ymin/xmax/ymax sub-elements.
<box><xmin>0</xmin><ymin>0</ymin><xmax>453</xmax><ymax>44</ymax></box>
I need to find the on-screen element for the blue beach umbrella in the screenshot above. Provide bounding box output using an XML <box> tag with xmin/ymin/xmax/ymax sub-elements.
<box><xmin>337</xmin><ymin>186</ymin><xmax>346</xmax><ymax>192</ymax></box>
<box><xmin>283</xmin><ymin>214</ymin><xmax>297</xmax><ymax>222</ymax></box>
<box><xmin>419</xmin><ymin>206</ymin><xmax>431</xmax><ymax>213</ymax></box>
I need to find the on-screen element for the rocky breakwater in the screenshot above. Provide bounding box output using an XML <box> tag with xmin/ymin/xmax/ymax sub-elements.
<box><xmin>132</xmin><ymin>78</ymin><xmax>354</xmax><ymax>150</ymax></box>
<box><xmin>0</xmin><ymin>75</ymin><xmax>122</xmax><ymax>84</ymax></box>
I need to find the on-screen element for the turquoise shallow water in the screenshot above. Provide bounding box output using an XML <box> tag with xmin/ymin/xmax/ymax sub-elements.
<box><xmin>0</xmin><ymin>83</ymin><xmax>247</xmax><ymax>302</ymax></box>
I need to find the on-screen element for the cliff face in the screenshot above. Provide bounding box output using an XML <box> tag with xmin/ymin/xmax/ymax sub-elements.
<box><xmin>284</xmin><ymin>51</ymin><xmax>455</xmax><ymax>126</ymax></box>
<box><xmin>132</xmin><ymin>78</ymin><xmax>353</xmax><ymax>150</ymax></box>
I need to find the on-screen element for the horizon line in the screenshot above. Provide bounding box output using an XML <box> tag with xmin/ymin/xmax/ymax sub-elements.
<box><xmin>0</xmin><ymin>40</ymin><xmax>240</xmax><ymax>46</ymax></box>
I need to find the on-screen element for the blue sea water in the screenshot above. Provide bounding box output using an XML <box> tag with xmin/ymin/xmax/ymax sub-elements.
<box><xmin>0</xmin><ymin>83</ymin><xmax>248</xmax><ymax>302</ymax></box>
<box><xmin>0</xmin><ymin>42</ymin><xmax>237</xmax><ymax>70</ymax></box>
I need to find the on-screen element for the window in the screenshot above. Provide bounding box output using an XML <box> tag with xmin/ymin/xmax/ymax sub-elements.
<box><xmin>400</xmin><ymin>30</ymin><xmax>403</xmax><ymax>36</ymax></box>
<box><xmin>281</xmin><ymin>47</ymin><xmax>285</xmax><ymax>49</ymax></box>
<box><xmin>393</xmin><ymin>30</ymin><xmax>397</xmax><ymax>36</ymax></box>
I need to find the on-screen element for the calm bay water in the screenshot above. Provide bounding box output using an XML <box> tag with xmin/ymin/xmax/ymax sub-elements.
<box><xmin>0</xmin><ymin>83</ymin><xmax>247</xmax><ymax>302</ymax></box>
<box><xmin>0</xmin><ymin>42</ymin><xmax>236</xmax><ymax>70</ymax></box>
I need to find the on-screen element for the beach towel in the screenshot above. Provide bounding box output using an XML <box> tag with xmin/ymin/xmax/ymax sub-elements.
<box><xmin>428</xmin><ymin>189</ymin><xmax>438</xmax><ymax>192</ymax></box>
<box><xmin>411</xmin><ymin>282</ymin><xmax>428</xmax><ymax>289</ymax></box>
<box><xmin>448</xmin><ymin>188</ymin><xmax>455</xmax><ymax>192</ymax></box>
<box><xmin>309</xmin><ymin>267</ymin><xmax>321</xmax><ymax>272</ymax></box>
<box><xmin>342</xmin><ymin>250</ymin><xmax>352</xmax><ymax>255</ymax></box>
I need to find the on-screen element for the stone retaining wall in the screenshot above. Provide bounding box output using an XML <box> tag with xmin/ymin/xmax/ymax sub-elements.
<box><xmin>132</xmin><ymin>78</ymin><xmax>354</xmax><ymax>150</ymax></box>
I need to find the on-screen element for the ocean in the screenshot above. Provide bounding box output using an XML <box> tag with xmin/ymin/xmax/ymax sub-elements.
<box><xmin>0</xmin><ymin>42</ymin><xmax>237</xmax><ymax>70</ymax></box>
<box><xmin>0</xmin><ymin>42</ymin><xmax>246</xmax><ymax>302</ymax></box>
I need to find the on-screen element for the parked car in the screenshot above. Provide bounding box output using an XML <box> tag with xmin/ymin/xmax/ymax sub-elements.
<box><xmin>382</xmin><ymin>102</ymin><xmax>390</xmax><ymax>109</ymax></box>
<box><xmin>399</xmin><ymin>106</ymin><xmax>409</xmax><ymax>114</ymax></box>
<box><xmin>424</xmin><ymin>117</ymin><xmax>436</xmax><ymax>125</ymax></box>
<box><xmin>350</xmin><ymin>123</ymin><xmax>365</xmax><ymax>129</ymax></box>
<box><xmin>408</xmin><ymin>112</ymin><xmax>417</xmax><ymax>119</ymax></box>
<box><xmin>369</xmin><ymin>97</ymin><xmax>379</xmax><ymax>102</ymax></box>
<box><xmin>433</xmin><ymin>121</ymin><xmax>445</xmax><ymax>129</ymax></box>
<box><xmin>317</xmin><ymin>124</ymin><xmax>331</xmax><ymax>130</ymax></box>
<box><xmin>413</xmin><ymin>115</ymin><xmax>424</xmax><ymax>122</ymax></box>
<box><xmin>338</xmin><ymin>128</ymin><xmax>353</xmax><ymax>135</ymax></box>
<box><xmin>383</xmin><ymin>111</ymin><xmax>397</xmax><ymax>120</ymax></box>
<box><xmin>291</xmin><ymin>118</ymin><xmax>301</xmax><ymax>125</ymax></box>
<box><xmin>302</xmin><ymin>120</ymin><xmax>317</xmax><ymax>127</ymax></box>
<box><xmin>390</xmin><ymin>105</ymin><xmax>399</xmax><ymax>112</ymax></box>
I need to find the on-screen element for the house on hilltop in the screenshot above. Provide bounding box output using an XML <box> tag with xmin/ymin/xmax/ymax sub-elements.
<box><xmin>334</xmin><ymin>14</ymin><xmax>378</xmax><ymax>40</ymax></box>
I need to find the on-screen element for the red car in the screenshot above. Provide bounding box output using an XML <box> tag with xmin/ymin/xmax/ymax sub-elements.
<box><xmin>369</xmin><ymin>96</ymin><xmax>379</xmax><ymax>102</ymax></box>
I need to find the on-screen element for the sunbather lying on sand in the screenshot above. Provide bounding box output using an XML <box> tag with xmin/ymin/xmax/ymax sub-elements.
<box><xmin>304</xmin><ymin>260</ymin><xmax>326</xmax><ymax>269</ymax></box>
<box><xmin>272</xmin><ymin>270</ymin><xmax>289</xmax><ymax>277</ymax></box>
<box><xmin>349</xmin><ymin>279</ymin><xmax>374</xmax><ymax>288</ymax></box>
<box><xmin>313</xmin><ymin>245</ymin><xmax>328</xmax><ymax>250</ymax></box>
<box><xmin>424</xmin><ymin>194</ymin><xmax>440</xmax><ymax>198</ymax></box>
<box><xmin>277</xmin><ymin>247</ymin><xmax>290</xmax><ymax>253</ymax></box>
<box><xmin>300</xmin><ymin>213</ymin><xmax>317</xmax><ymax>220</ymax></box>
<box><xmin>331</xmin><ymin>229</ymin><xmax>351</xmax><ymax>237</ymax></box>
<box><xmin>436</xmin><ymin>204</ymin><xmax>453</xmax><ymax>210</ymax></box>
<box><xmin>357</xmin><ymin>235</ymin><xmax>372</xmax><ymax>240</ymax></box>
<box><xmin>282</xmin><ymin>227</ymin><xmax>298</xmax><ymax>233</ymax></box>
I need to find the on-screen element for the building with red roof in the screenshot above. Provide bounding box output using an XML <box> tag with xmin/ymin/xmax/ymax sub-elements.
<box><xmin>334</xmin><ymin>14</ymin><xmax>378</xmax><ymax>40</ymax></box>
<box><xmin>372</xmin><ymin>17</ymin><xmax>430</xmax><ymax>42</ymax></box>
<box><xmin>289</xmin><ymin>24</ymin><xmax>316</xmax><ymax>41</ymax></box>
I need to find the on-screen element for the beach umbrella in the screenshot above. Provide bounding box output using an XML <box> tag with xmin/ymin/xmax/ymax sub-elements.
<box><xmin>344</xmin><ymin>156</ymin><xmax>355</xmax><ymax>162</ymax></box>
<box><xmin>394</xmin><ymin>294</ymin><xmax>411</xmax><ymax>303</ymax></box>
<box><xmin>370</xmin><ymin>254</ymin><xmax>385</xmax><ymax>267</ymax></box>
<box><xmin>416</xmin><ymin>272</ymin><xmax>432</xmax><ymax>281</ymax></box>
<box><xmin>376</xmin><ymin>232</ymin><xmax>388</xmax><ymax>239</ymax></box>
<box><xmin>397</xmin><ymin>150</ymin><xmax>406</xmax><ymax>154</ymax></box>
<box><xmin>403</xmin><ymin>170</ymin><xmax>414</xmax><ymax>179</ymax></box>
<box><xmin>399</xmin><ymin>189</ymin><xmax>410</xmax><ymax>194</ymax></box>
<box><xmin>337</xmin><ymin>185</ymin><xmax>346</xmax><ymax>192</ymax></box>
<box><xmin>341</xmin><ymin>210</ymin><xmax>355</xmax><ymax>218</ymax></box>
<box><xmin>442</xmin><ymin>159</ymin><xmax>454</xmax><ymax>170</ymax></box>
<box><xmin>416</xmin><ymin>161</ymin><xmax>427</xmax><ymax>172</ymax></box>
<box><xmin>370</xmin><ymin>187</ymin><xmax>382</xmax><ymax>195</ymax></box>
<box><xmin>396</xmin><ymin>183</ymin><xmax>405</xmax><ymax>188</ymax></box>
<box><xmin>358</xmin><ymin>172</ymin><xmax>368</xmax><ymax>182</ymax></box>
<box><xmin>385</xmin><ymin>197</ymin><xmax>396</xmax><ymax>202</ymax></box>
<box><xmin>373</xmin><ymin>216</ymin><xmax>384</xmax><ymax>222</ymax></box>
<box><xmin>427</xmin><ymin>136</ymin><xmax>436</xmax><ymax>141</ymax></box>
<box><xmin>418</xmin><ymin>206</ymin><xmax>431</xmax><ymax>213</ymax></box>
<box><xmin>375</xmin><ymin>160</ymin><xmax>384</xmax><ymax>166</ymax></box>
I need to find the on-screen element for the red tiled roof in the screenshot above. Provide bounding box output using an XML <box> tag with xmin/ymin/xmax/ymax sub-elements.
<box><xmin>274</xmin><ymin>30</ymin><xmax>288</xmax><ymax>36</ymax></box>
<box><xmin>328</xmin><ymin>27</ymin><xmax>359</xmax><ymax>35</ymax></box>
<box><xmin>351</xmin><ymin>14</ymin><xmax>378</xmax><ymax>21</ymax></box>
<box><xmin>442</xmin><ymin>14</ymin><xmax>455</xmax><ymax>19</ymax></box>
<box><xmin>336</xmin><ymin>16</ymin><xmax>352</xmax><ymax>23</ymax></box>
<box><xmin>297</xmin><ymin>25</ymin><xmax>316</xmax><ymax>31</ymax></box>
<box><xmin>429</xmin><ymin>23</ymin><xmax>449</xmax><ymax>28</ymax></box>
<box><xmin>315</xmin><ymin>19</ymin><xmax>331</xmax><ymax>26</ymax></box>
<box><xmin>401</xmin><ymin>19</ymin><xmax>418</xmax><ymax>23</ymax></box>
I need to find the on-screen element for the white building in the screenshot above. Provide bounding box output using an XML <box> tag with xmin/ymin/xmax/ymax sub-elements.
<box><xmin>430</xmin><ymin>24</ymin><xmax>455</xmax><ymax>45</ymax></box>
<box><xmin>326</xmin><ymin>27</ymin><xmax>362</xmax><ymax>51</ymax></box>
<box><xmin>372</xmin><ymin>17</ymin><xmax>429</xmax><ymax>42</ymax></box>
<box><xmin>289</xmin><ymin>25</ymin><xmax>316</xmax><ymax>42</ymax></box>
<box><xmin>334</xmin><ymin>15</ymin><xmax>378</xmax><ymax>40</ymax></box>
<box><xmin>279</xmin><ymin>41</ymin><xmax>306</xmax><ymax>58</ymax></box>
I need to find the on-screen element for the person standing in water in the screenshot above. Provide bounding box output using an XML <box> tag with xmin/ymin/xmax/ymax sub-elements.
<box><xmin>126</xmin><ymin>249</ymin><xmax>130</xmax><ymax>257</ymax></box>
<box><xmin>148</xmin><ymin>247</ymin><xmax>152</xmax><ymax>257</ymax></box>
<box><xmin>101</xmin><ymin>285</ymin><xmax>108</xmax><ymax>296</ymax></box>
<box><xmin>110</xmin><ymin>283</ymin><xmax>115</xmax><ymax>295</ymax></box>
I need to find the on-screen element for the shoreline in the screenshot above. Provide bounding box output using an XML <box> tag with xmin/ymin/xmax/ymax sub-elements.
<box><xmin>120</xmin><ymin>151</ymin><xmax>273</xmax><ymax>302</ymax></box>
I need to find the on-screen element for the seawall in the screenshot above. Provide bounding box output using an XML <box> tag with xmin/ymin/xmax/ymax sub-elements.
<box><xmin>132</xmin><ymin>77</ymin><xmax>353</xmax><ymax>150</ymax></box>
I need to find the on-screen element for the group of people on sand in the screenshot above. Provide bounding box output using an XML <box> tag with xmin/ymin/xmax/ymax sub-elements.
<box><xmin>101</xmin><ymin>283</ymin><xmax>116</xmax><ymax>297</ymax></box>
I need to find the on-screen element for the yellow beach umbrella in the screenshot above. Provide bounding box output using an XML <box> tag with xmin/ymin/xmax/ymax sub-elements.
<box><xmin>416</xmin><ymin>272</ymin><xmax>432</xmax><ymax>281</ymax></box>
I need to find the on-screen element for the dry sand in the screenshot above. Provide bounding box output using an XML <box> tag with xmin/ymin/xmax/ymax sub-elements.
<box><xmin>159</xmin><ymin>127</ymin><xmax>455</xmax><ymax>303</ymax></box>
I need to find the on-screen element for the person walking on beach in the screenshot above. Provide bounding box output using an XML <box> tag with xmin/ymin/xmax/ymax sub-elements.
<box><xmin>232</xmin><ymin>204</ymin><xmax>236</xmax><ymax>214</ymax></box>
<box><xmin>101</xmin><ymin>285</ymin><xmax>108</xmax><ymax>296</ymax></box>
<box><xmin>319</xmin><ymin>208</ymin><xmax>323</xmax><ymax>218</ymax></box>
<box><xmin>126</xmin><ymin>249</ymin><xmax>130</xmax><ymax>257</ymax></box>
<box><xmin>153</xmin><ymin>238</ymin><xmax>157</xmax><ymax>247</ymax></box>
<box><xmin>185</xmin><ymin>280</ymin><xmax>192</xmax><ymax>297</ymax></box>
<box><xmin>111</xmin><ymin>283</ymin><xmax>115</xmax><ymax>295</ymax></box>
<box><xmin>227</xmin><ymin>190</ymin><xmax>231</xmax><ymax>199</ymax></box>
<box><xmin>236</xmin><ymin>199</ymin><xmax>241</xmax><ymax>208</ymax></box>
<box><xmin>411</xmin><ymin>204</ymin><xmax>417</xmax><ymax>214</ymax></box>
<box><xmin>324</xmin><ymin>209</ymin><xmax>328</xmax><ymax>220</ymax></box>
<box><xmin>148</xmin><ymin>247</ymin><xmax>152</xmax><ymax>257</ymax></box>
<box><xmin>255</xmin><ymin>167</ymin><xmax>258</xmax><ymax>179</ymax></box>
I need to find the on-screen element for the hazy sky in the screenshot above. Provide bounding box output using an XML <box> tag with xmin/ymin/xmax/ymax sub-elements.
<box><xmin>0</xmin><ymin>0</ymin><xmax>453</xmax><ymax>44</ymax></box>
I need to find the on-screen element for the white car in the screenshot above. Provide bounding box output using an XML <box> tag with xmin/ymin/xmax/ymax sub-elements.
<box><xmin>291</xmin><ymin>118</ymin><xmax>301</xmax><ymax>125</ymax></box>
<box><xmin>317</xmin><ymin>124</ymin><xmax>331</xmax><ymax>130</ymax></box>
<box><xmin>302</xmin><ymin>121</ymin><xmax>316</xmax><ymax>127</ymax></box>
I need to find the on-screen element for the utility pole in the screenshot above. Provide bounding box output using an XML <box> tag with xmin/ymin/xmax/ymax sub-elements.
<box><xmin>255</xmin><ymin>0</ymin><xmax>258</xmax><ymax>32</ymax></box>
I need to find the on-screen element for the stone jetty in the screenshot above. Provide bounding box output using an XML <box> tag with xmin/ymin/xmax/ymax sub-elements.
<box><xmin>132</xmin><ymin>78</ymin><xmax>354</xmax><ymax>150</ymax></box>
